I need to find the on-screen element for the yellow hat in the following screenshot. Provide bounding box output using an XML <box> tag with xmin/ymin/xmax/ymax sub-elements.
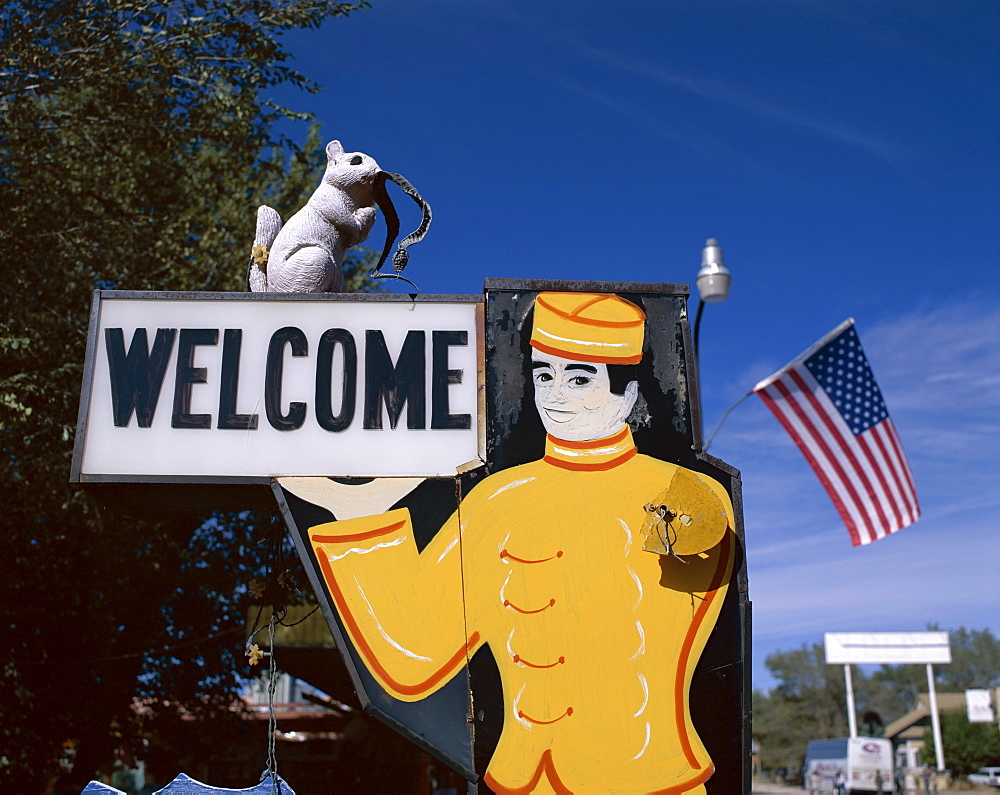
<box><xmin>530</xmin><ymin>292</ymin><xmax>645</xmax><ymax>365</ymax></box>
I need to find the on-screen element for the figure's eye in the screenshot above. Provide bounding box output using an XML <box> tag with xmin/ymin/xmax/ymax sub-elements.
<box><xmin>569</xmin><ymin>376</ymin><xmax>592</xmax><ymax>387</ymax></box>
<box><xmin>350</xmin><ymin>155</ymin><xmax>364</xmax><ymax>165</ymax></box>
<box><xmin>534</xmin><ymin>372</ymin><xmax>553</xmax><ymax>384</ymax></box>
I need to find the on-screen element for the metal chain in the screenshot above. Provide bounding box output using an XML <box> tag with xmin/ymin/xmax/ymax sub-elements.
<box><xmin>266</xmin><ymin>613</ymin><xmax>279</xmax><ymax>795</ymax></box>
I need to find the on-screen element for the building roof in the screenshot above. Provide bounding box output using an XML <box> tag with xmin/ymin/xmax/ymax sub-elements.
<box><xmin>885</xmin><ymin>693</ymin><xmax>966</xmax><ymax>741</ymax></box>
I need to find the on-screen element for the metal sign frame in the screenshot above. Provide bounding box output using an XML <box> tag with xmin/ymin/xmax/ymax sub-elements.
<box><xmin>71</xmin><ymin>290</ymin><xmax>484</xmax><ymax>507</ymax></box>
<box><xmin>824</xmin><ymin>632</ymin><xmax>951</xmax><ymax>664</ymax></box>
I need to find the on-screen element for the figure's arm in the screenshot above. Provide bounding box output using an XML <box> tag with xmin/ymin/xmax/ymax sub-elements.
<box><xmin>308</xmin><ymin>507</ymin><xmax>478</xmax><ymax>702</ymax></box>
<box><xmin>350</xmin><ymin>205</ymin><xmax>377</xmax><ymax>246</ymax></box>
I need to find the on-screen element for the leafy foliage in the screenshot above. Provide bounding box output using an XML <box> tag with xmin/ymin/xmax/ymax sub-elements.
<box><xmin>752</xmin><ymin>643</ymin><xmax>850</xmax><ymax>772</ymax></box>
<box><xmin>934</xmin><ymin>627</ymin><xmax>1000</xmax><ymax>691</ymax></box>
<box><xmin>921</xmin><ymin>709</ymin><xmax>1000</xmax><ymax>777</ymax></box>
<box><xmin>0</xmin><ymin>0</ymin><xmax>375</xmax><ymax>788</ymax></box>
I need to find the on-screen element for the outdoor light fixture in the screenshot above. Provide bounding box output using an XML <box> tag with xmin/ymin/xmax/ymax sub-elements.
<box><xmin>693</xmin><ymin>237</ymin><xmax>731</xmax><ymax>359</ymax></box>
<box><xmin>695</xmin><ymin>238</ymin><xmax>731</xmax><ymax>304</ymax></box>
<box><xmin>692</xmin><ymin>237</ymin><xmax>732</xmax><ymax>451</ymax></box>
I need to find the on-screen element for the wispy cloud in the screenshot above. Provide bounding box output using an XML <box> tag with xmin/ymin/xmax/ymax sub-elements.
<box><xmin>549</xmin><ymin>75</ymin><xmax>720</xmax><ymax>160</ymax></box>
<box><xmin>748</xmin><ymin>524</ymin><xmax>844</xmax><ymax>561</ymax></box>
<box><xmin>863</xmin><ymin>300</ymin><xmax>1000</xmax><ymax>415</ymax></box>
<box><xmin>861</xmin><ymin>300</ymin><xmax>1000</xmax><ymax>482</ymax></box>
<box><xmin>751</xmin><ymin>519</ymin><xmax>997</xmax><ymax>641</ymax></box>
<box><xmin>579</xmin><ymin>47</ymin><xmax>908</xmax><ymax>168</ymax></box>
<box><xmin>548</xmin><ymin>73</ymin><xmax>796</xmax><ymax>186</ymax></box>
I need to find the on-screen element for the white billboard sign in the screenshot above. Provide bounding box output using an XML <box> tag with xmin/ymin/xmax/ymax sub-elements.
<box><xmin>72</xmin><ymin>292</ymin><xmax>483</xmax><ymax>481</ymax></box>
<box><xmin>824</xmin><ymin>631</ymin><xmax>952</xmax><ymax>665</ymax></box>
<box><xmin>966</xmin><ymin>689</ymin><xmax>996</xmax><ymax>723</ymax></box>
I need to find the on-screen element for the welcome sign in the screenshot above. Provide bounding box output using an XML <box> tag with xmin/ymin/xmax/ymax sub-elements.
<box><xmin>71</xmin><ymin>292</ymin><xmax>483</xmax><ymax>482</ymax></box>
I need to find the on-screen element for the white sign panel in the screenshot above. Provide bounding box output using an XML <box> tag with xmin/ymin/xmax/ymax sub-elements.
<box><xmin>72</xmin><ymin>293</ymin><xmax>482</xmax><ymax>480</ymax></box>
<box><xmin>966</xmin><ymin>689</ymin><xmax>996</xmax><ymax>723</ymax></box>
<box><xmin>824</xmin><ymin>631</ymin><xmax>952</xmax><ymax>665</ymax></box>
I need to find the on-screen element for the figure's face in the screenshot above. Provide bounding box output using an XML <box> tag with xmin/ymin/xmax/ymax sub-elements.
<box><xmin>325</xmin><ymin>140</ymin><xmax>382</xmax><ymax>192</ymax></box>
<box><xmin>531</xmin><ymin>351</ymin><xmax>637</xmax><ymax>442</ymax></box>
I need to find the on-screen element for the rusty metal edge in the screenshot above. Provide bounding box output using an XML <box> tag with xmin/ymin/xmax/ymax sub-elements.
<box><xmin>92</xmin><ymin>290</ymin><xmax>482</xmax><ymax>302</ymax></box>
<box><xmin>474</xmin><ymin>302</ymin><xmax>487</xmax><ymax>464</ymax></box>
<box><xmin>483</xmin><ymin>278</ymin><xmax>689</xmax><ymax>295</ymax></box>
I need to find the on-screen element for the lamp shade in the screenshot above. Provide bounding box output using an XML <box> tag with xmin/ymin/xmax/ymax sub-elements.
<box><xmin>696</xmin><ymin>238</ymin><xmax>731</xmax><ymax>304</ymax></box>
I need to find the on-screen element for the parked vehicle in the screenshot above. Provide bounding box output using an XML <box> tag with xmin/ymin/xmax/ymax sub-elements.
<box><xmin>803</xmin><ymin>737</ymin><xmax>893</xmax><ymax>793</ymax></box>
<box><xmin>968</xmin><ymin>766</ymin><xmax>1000</xmax><ymax>787</ymax></box>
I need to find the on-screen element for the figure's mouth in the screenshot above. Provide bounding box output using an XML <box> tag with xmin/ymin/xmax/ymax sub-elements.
<box><xmin>542</xmin><ymin>408</ymin><xmax>575</xmax><ymax>423</ymax></box>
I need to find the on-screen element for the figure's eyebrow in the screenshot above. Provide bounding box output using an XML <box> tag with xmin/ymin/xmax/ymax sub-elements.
<box><xmin>532</xmin><ymin>361</ymin><xmax>553</xmax><ymax>370</ymax></box>
<box><xmin>565</xmin><ymin>364</ymin><xmax>598</xmax><ymax>374</ymax></box>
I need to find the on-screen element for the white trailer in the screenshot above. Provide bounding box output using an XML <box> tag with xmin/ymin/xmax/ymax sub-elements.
<box><xmin>804</xmin><ymin>737</ymin><xmax>893</xmax><ymax>794</ymax></box>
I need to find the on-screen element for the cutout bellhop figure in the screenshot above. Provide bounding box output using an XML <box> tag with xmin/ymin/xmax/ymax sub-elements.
<box><xmin>306</xmin><ymin>293</ymin><xmax>735</xmax><ymax>794</ymax></box>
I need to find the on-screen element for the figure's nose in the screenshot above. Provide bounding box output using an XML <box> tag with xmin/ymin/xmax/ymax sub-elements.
<box><xmin>548</xmin><ymin>379</ymin><xmax>568</xmax><ymax>403</ymax></box>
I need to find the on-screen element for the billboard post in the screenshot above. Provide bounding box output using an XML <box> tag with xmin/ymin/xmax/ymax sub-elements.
<box><xmin>844</xmin><ymin>663</ymin><xmax>857</xmax><ymax>738</ymax></box>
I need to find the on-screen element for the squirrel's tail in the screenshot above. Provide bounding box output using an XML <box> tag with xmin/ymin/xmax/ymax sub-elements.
<box><xmin>248</xmin><ymin>205</ymin><xmax>282</xmax><ymax>292</ymax></box>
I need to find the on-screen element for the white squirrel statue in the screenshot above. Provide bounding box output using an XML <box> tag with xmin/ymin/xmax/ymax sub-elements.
<box><xmin>248</xmin><ymin>140</ymin><xmax>431</xmax><ymax>293</ymax></box>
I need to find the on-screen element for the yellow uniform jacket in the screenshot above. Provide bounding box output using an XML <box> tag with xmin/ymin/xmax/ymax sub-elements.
<box><xmin>308</xmin><ymin>426</ymin><xmax>735</xmax><ymax>794</ymax></box>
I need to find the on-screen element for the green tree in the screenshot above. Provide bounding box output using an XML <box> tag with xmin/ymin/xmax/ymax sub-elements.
<box><xmin>752</xmin><ymin>643</ymin><xmax>850</xmax><ymax>773</ymax></box>
<box><xmin>865</xmin><ymin>663</ymin><xmax>924</xmax><ymax>725</ymax></box>
<box><xmin>0</xmin><ymin>0</ymin><xmax>375</xmax><ymax>788</ymax></box>
<box><xmin>935</xmin><ymin>626</ymin><xmax>1000</xmax><ymax>691</ymax></box>
<box><xmin>921</xmin><ymin>709</ymin><xmax>1000</xmax><ymax>777</ymax></box>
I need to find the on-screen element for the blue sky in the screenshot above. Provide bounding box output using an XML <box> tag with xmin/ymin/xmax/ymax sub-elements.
<box><xmin>266</xmin><ymin>1</ymin><xmax>1000</xmax><ymax>693</ymax></box>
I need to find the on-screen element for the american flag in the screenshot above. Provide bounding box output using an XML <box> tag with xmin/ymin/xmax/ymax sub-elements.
<box><xmin>753</xmin><ymin>319</ymin><xmax>920</xmax><ymax>546</ymax></box>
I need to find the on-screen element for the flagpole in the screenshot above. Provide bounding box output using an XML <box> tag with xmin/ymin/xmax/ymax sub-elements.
<box><xmin>705</xmin><ymin>320</ymin><xmax>856</xmax><ymax>452</ymax></box>
<box><xmin>704</xmin><ymin>318</ymin><xmax>856</xmax><ymax>452</ymax></box>
<box><xmin>703</xmin><ymin>390</ymin><xmax>753</xmax><ymax>452</ymax></box>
